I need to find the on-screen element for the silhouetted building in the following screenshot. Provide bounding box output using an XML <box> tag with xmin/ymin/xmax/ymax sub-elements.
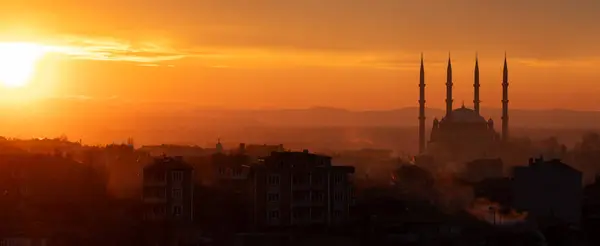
<box><xmin>512</xmin><ymin>157</ymin><xmax>582</xmax><ymax>227</ymax></box>
<box><xmin>244</xmin><ymin>143</ymin><xmax>285</xmax><ymax>159</ymax></box>
<box><xmin>462</xmin><ymin>158</ymin><xmax>504</xmax><ymax>183</ymax></box>
<box><xmin>251</xmin><ymin>150</ymin><xmax>355</xmax><ymax>228</ymax></box>
<box><xmin>391</xmin><ymin>164</ymin><xmax>435</xmax><ymax>197</ymax></box>
<box><xmin>140</xmin><ymin>144</ymin><xmax>209</xmax><ymax>157</ymax></box>
<box><xmin>211</xmin><ymin>144</ymin><xmax>253</xmax><ymax>192</ymax></box>
<box><xmin>583</xmin><ymin>176</ymin><xmax>600</xmax><ymax>245</ymax></box>
<box><xmin>142</xmin><ymin>156</ymin><xmax>194</xmax><ymax>222</ymax></box>
<box><xmin>418</xmin><ymin>54</ymin><xmax>510</xmax><ymax>162</ymax></box>
<box><xmin>0</xmin><ymin>238</ymin><xmax>48</xmax><ymax>246</ymax></box>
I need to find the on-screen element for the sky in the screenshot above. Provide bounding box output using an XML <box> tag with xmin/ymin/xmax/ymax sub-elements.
<box><xmin>1</xmin><ymin>0</ymin><xmax>599</xmax><ymax>110</ymax></box>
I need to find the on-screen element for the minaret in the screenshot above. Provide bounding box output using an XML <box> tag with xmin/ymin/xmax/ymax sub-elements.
<box><xmin>474</xmin><ymin>53</ymin><xmax>481</xmax><ymax>114</ymax></box>
<box><xmin>502</xmin><ymin>53</ymin><xmax>509</xmax><ymax>141</ymax></box>
<box><xmin>216</xmin><ymin>138</ymin><xmax>223</xmax><ymax>153</ymax></box>
<box><xmin>445</xmin><ymin>53</ymin><xmax>453</xmax><ymax>117</ymax></box>
<box><xmin>418</xmin><ymin>53</ymin><xmax>426</xmax><ymax>154</ymax></box>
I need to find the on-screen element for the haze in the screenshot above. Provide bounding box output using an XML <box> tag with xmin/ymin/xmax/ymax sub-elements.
<box><xmin>0</xmin><ymin>0</ymin><xmax>598</xmax><ymax>110</ymax></box>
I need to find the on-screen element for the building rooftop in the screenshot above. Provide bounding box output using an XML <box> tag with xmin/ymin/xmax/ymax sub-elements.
<box><xmin>524</xmin><ymin>157</ymin><xmax>580</xmax><ymax>174</ymax></box>
<box><xmin>145</xmin><ymin>155</ymin><xmax>193</xmax><ymax>170</ymax></box>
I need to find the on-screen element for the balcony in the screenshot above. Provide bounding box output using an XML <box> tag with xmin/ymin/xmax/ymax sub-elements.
<box><xmin>143</xmin><ymin>196</ymin><xmax>167</xmax><ymax>203</ymax></box>
<box><xmin>291</xmin><ymin>182</ymin><xmax>310</xmax><ymax>190</ymax></box>
<box><xmin>311</xmin><ymin>199</ymin><xmax>326</xmax><ymax>206</ymax></box>
<box><xmin>310</xmin><ymin>215</ymin><xmax>326</xmax><ymax>223</ymax></box>
<box><xmin>310</xmin><ymin>181</ymin><xmax>326</xmax><ymax>189</ymax></box>
<box><xmin>292</xmin><ymin>197</ymin><xmax>312</xmax><ymax>207</ymax></box>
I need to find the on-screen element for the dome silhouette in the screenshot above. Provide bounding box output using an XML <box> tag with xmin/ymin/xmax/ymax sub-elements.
<box><xmin>443</xmin><ymin>106</ymin><xmax>487</xmax><ymax>124</ymax></box>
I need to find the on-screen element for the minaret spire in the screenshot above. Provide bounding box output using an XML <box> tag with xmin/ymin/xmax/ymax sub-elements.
<box><xmin>445</xmin><ymin>53</ymin><xmax>453</xmax><ymax>117</ymax></box>
<box><xmin>216</xmin><ymin>138</ymin><xmax>223</xmax><ymax>153</ymax></box>
<box><xmin>502</xmin><ymin>52</ymin><xmax>509</xmax><ymax>142</ymax></box>
<box><xmin>418</xmin><ymin>52</ymin><xmax>426</xmax><ymax>154</ymax></box>
<box><xmin>474</xmin><ymin>52</ymin><xmax>481</xmax><ymax>114</ymax></box>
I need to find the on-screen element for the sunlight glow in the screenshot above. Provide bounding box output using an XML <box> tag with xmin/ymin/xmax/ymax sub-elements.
<box><xmin>0</xmin><ymin>42</ymin><xmax>46</xmax><ymax>88</ymax></box>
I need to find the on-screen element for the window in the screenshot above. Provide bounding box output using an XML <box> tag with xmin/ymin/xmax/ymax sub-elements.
<box><xmin>154</xmin><ymin>172</ymin><xmax>166</xmax><ymax>182</ymax></box>
<box><xmin>293</xmin><ymin>192</ymin><xmax>309</xmax><ymax>202</ymax></box>
<box><xmin>1</xmin><ymin>238</ymin><xmax>32</xmax><ymax>246</ymax></box>
<box><xmin>172</xmin><ymin>188</ymin><xmax>182</xmax><ymax>199</ymax></box>
<box><xmin>267</xmin><ymin>210</ymin><xmax>280</xmax><ymax>220</ymax></box>
<box><xmin>233</xmin><ymin>168</ymin><xmax>242</xmax><ymax>177</ymax></box>
<box><xmin>153</xmin><ymin>206</ymin><xmax>166</xmax><ymax>215</ymax></box>
<box><xmin>292</xmin><ymin>208</ymin><xmax>309</xmax><ymax>221</ymax></box>
<box><xmin>312</xmin><ymin>191</ymin><xmax>324</xmax><ymax>202</ymax></box>
<box><xmin>172</xmin><ymin>171</ymin><xmax>184</xmax><ymax>182</ymax></box>
<box><xmin>267</xmin><ymin>193</ymin><xmax>280</xmax><ymax>202</ymax></box>
<box><xmin>292</xmin><ymin>209</ymin><xmax>302</xmax><ymax>220</ymax></box>
<box><xmin>311</xmin><ymin>208</ymin><xmax>324</xmax><ymax>220</ymax></box>
<box><xmin>334</xmin><ymin>191</ymin><xmax>344</xmax><ymax>201</ymax></box>
<box><xmin>267</xmin><ymin>174</ymin><xmax>280</xmax><ymax>185</ymax></box>
<box><xmin>172</xmin><ymin>205</ymin><xmax>183</xmax><ymax>216</ymax></box>
<box><xmin>333</xmin><ymin>174</ymin><xmax>344</xmax><ymax>184</ymax></box>
<box><xmin>292</xmin><ymin>174</ymin><xmax>307</xmax><ymax>185</ymax></box>
<box><xmin>333</xmin><ymin>210</ymin><xmax>342</xmax><ymax>218</ymax></box>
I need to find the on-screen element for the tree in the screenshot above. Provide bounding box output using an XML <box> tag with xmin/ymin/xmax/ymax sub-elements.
<box><xmin>58</xmin><ymin>134</ymin><xmax>69</xmax><ymax>142</ymax></box>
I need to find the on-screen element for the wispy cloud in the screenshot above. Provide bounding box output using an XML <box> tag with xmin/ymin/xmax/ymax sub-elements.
<box><xmin>515</xmin><ymin>57</ymin><xmax>600</xmax><ymax>68</ymax></box>
<box><xmin>207</xmin><ymin>49</ymin><xmax>425</xmax><ymax>70</ymax></box>
<box><xmin>40</xmin><ymin>35</ymin><xmax>599</xmax><ymax>70</ymax></box>
<box><xmin>41</xmin><ymin>35</ymin><xmax>218</xmax><ymax>66</ymax></box>
<box><xmin>45</xmin><ymin>95</ymin><xmax>119</xmax><ymax>102</ymax></box>
<box><xmin>138</xmin><ymin>64</ymin><xmax>160</xmax><ymax>67</ymax></box>
<box><xmin>354</xmin><ymin>55</ymin><xmax>448</xmax><ymax>70</ymax></box>
<box><xmin>62</xmin><ymin>95</ymin><xmax>93</xmax><ymax>101</ymax></box>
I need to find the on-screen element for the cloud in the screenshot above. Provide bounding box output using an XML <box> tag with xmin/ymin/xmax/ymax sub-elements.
<box><xmin>36</xmin><ymin>35</ymin><xmax>600</xmax><ymax>71</ymax></box>
<box><xmin>42</xmin><ymin>35</ymin><xmax>217</xmax><ymax>65</ymax></box>
<box><xmin>138</xmin><ymin>64</ymin><xmax>160</xmax><ymax>67</ymax></box>
<box><xmin>514</xmin><ymin>57</ymin><xmax>600</xmax><ymax>68</ymax></box>
<box><xmin>61</xmin><ymin>95</ymin><xmax>93</xmax><ymax>100</ymax></box>
<box><xmin>49</xmin><ymin>95</ymin><xmax>119</xmax><ymax>101</ymax></box>
<box><xmin>201</xmin><ymin>49</ymin><xmax>428</xmax><ymax>70</ymax></box>
<box><xmin>355</xmin><ymin>56</ymin><xmax>448</xmax><ymax>70</ymax></box>
<box><xmin>36</xmin><ymin>34</ymin><xmax>598</xmax><ymax>71</ymax></box>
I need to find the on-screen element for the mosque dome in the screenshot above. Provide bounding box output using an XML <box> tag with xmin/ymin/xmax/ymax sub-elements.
<box><xmin>444</xmin><ymin>105</ymin><xmax>486</xmax><ymax>123</ymax></box>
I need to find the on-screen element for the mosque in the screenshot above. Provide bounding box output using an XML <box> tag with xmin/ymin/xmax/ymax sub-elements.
<box><xmin>417</xmin><ymin>54</ymin><xmax>510</xmax><ymax>162</ymax></box>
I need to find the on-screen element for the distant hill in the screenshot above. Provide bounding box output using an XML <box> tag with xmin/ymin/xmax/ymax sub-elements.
<box><xmin>234</xmin><ymin>106</ymin><xmax>600</xmax><ymax>129</ymax></box>
<box><xmin>0</xmin><ymin>99</ymin><xmax>598</xmax><ymax>146</ymax></box>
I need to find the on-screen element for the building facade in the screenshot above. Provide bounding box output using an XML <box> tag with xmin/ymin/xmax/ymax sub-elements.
<box><xmin>512</xmin><ymin>157</ymin><xmax>583</xmax><ymax>226</ymax></box>
<box><xmin>212</xmin><ymin>143</ymin><xmax>253</xmax><ymax>190</ymax></box>
<box><xmin>142</xmin><ymin>156</ymin><xmax>194</xmax><ymax>223</ymax></box>
<box><xmin>461</xmin><ymin>158</ymin><xmax>504</xmax><ymax>183</ymax></box>
<box><xmin>252</xmin><ymin>150</ymin><xmax>355</xmax><ymax>228</ymax></box>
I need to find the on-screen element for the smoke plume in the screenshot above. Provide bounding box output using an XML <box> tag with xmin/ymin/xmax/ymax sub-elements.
<box><xmin>467</xmin><ymin>198</ymin><xmax>528</xmax><ymax>226</ymax></box>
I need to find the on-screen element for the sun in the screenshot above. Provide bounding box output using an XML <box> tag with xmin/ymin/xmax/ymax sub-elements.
<box><xmin>0</xmin><ymin>42</ymin><xmax>46</xmax><ymax>88</ymax></box>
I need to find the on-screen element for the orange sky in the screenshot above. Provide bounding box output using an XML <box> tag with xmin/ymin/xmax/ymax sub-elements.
<box><xmin>1</xmin><ymin>0</ymin><xmax>599</xmax><ymax>110</ymax></box>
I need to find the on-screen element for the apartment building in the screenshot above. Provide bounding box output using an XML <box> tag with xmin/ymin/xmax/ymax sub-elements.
<box><xmin>142</xmin><ymin>156</ymin><xmax>194</xmax><ymax>223</ymax></box>
<box><xmin>252</xmin><ymin>150</ymin><xmax>355</xmax><ymax>228</ymax></box>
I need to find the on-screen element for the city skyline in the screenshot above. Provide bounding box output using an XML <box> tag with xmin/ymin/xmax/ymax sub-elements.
<box><xmin>0</xmin><ymin>0</ymin><xmax>599</xmax><ymax>110</ymax></box>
